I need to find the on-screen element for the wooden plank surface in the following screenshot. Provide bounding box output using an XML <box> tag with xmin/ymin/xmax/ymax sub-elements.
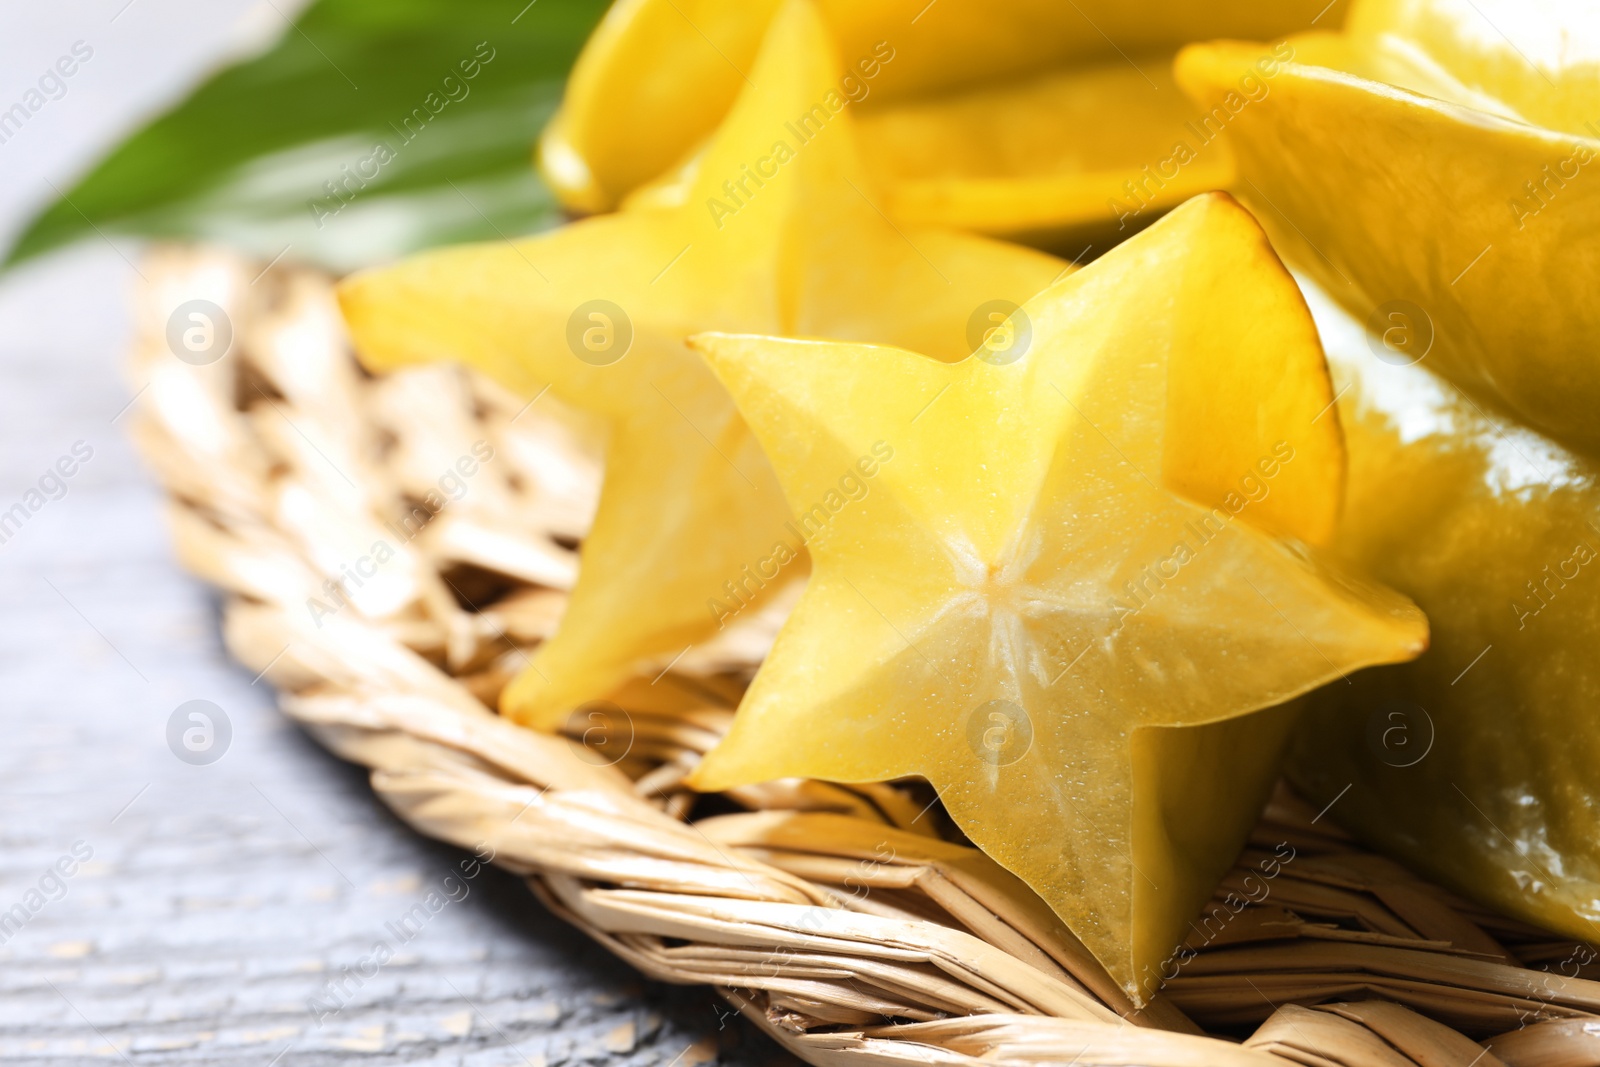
<box><xmin>0</xmin><ymin>247</ymin><xmax>787</xmax><ymax>1062</ymax></box>
<box><xmin>0</xmin><ymin>249</ymin><xmax>786</xmax><ymax>1067</ymax></box>
<box><xmin>1</xmin><ymin>10</ymin><xmax>780</xmax><ymax>1063</ymax></box>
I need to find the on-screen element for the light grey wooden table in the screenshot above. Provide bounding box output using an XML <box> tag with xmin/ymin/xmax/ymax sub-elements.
<box><xmin>0</xmin><ymin>7</ymin><xmax>784</xmax><ymax>1065</ymax></box>
<box><xmin>0</xmin><ymin>248</ymin><xmax>789</xmax><ymax>1067</ymax></box>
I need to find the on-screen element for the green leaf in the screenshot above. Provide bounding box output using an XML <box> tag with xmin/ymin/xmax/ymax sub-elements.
<box><xmin>7</xmin><ymin>0</ymin><xmax>609</xmax><ymax>271</ymax></box>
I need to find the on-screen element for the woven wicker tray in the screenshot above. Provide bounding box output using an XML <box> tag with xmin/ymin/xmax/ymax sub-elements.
<box><xmin>129</xmin><ymin>245</ymin><xmax>1600</xmax><ymax>1067</ymax></box>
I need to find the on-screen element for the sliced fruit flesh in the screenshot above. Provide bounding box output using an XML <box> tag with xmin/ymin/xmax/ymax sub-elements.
<box><xmin>853</xmin><ymin>57</ymin><xmax>1235</xmax><ymax>241</ymax></box>
<box><xmin>689</xmin><ymin>194</ymin><xmax>1426</xmax><ymax>1001</ymax></box>
<box><xmin>542</xmin><ymin>0</ymin><xmax>1344</xmax><ymax>235</ymax></box>
<box><xmin>340</xmin><ymin>0</ymin><xmax>1066</xmax><ymax>729</ymax></box>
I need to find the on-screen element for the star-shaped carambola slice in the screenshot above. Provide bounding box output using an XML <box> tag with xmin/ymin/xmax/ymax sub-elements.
<box><xmin>687</xmin><ymin>193</ymin><xmax>1428</xmax><ymax>1002</ymax></box>
<box><xmin>337</xmin><ymin>0</ymin><xmax>1065</xmax><ymax>728</ymax></box>
<box><xmin>1176</xmin><ymin>0</ymin><xmax>1600</xmax><ymax>454</ymax></box>
<box><xmin>543</xmin><ymin>0</ymin><xmax>1339</xmax><ymax>245</ymax></box>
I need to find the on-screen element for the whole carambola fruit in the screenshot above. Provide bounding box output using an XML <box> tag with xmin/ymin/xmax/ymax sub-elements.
<box><xmin>1289</xmin><ymin>282</ymin><xmax>1600</xmax><ymax>943</ymax></box>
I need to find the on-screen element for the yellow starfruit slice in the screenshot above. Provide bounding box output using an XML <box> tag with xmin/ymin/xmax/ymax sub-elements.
<box><xmin>687</xmin><ymin>193</ymin><xmax>1429</xmax><ymax>1002</ymax></box>
<box><xmin>338</xmin><ymin>0</ymin><xmax>1065</xmax><ymax>728</ymax></box>
<box><xmin>1286</xmin><ymin>275</ymin><xmax>1600</xmax><ymax>945</ymax></box>
<box><xmin>851</xmin><ymin>60</ymin><xmax>1237</xmax><ymax>244</ymax></box>
<box><xmin>1175</xmin><ymin>0</ymin><xmax>1600</xmax><ymax>455</ymax></box>
<box><xmin>544</xmin><ymin>0</ymin><xmax>1345</xmax><ymax>243</ymax></box>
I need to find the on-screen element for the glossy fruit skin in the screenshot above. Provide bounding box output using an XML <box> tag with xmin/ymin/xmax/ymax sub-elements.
<box><xmin>1288</xmin><ymin>278</ymin><xmax>1600</xmax><ymax>944</ymax></box>
<box><xmin>544</xmin><ymin>0</ymin><xmax>1343</xmax><ymax>244</ymax></box>
<box><xmin>690</xmin><ymin>195</ymin><xmax>1426</xmax><ymax>1003</ymax></box>
<box><xmin>1175</xmin><ymin>0</ymin><xmax>1600</xmax><ymax>457</ymax></box>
